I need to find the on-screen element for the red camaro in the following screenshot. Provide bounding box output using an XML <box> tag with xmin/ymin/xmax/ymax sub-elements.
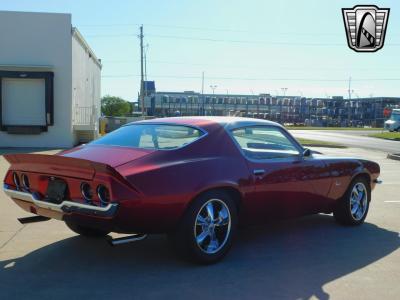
<box><xmin>3</xmin><ymin>117</ymin><xmax>381</xmax><ymax>263</ymax></box>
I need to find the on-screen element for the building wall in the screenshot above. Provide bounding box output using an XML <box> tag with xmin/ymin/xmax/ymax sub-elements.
<box><xmin>71</xmin><ymin>30</ymin><xmax>102</xmax><ymax>143</ymax></box>
<box><xmin>144</xmin><ymin>92</ymin><xmax>400</xmax><ymax>127</ymax></box>
<box><xmin>0</xmin><ymin>11</ymin><xmax>73</xmax><ymax>148</ymax></box>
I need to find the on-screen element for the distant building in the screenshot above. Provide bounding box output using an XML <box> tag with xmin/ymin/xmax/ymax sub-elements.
<box><xmin>0</xmin><ymin>11</ymin><xmax>101</xmax><ymax>147</ymax></box>
<box><xmin>142</xmin><ymin>87</ymin><xmax>400</xmax><ymax>127</ymax></box>
<box><xmin>142</xmin><ymin>81</ymin><xmax>155</xmax><ymax>96</ymax></box>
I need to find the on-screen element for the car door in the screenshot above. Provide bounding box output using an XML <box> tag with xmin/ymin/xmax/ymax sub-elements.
<box><xmin>230</xmin><ymin>125</ymin><xmax>331</xmax><ymax>223</ymax></box>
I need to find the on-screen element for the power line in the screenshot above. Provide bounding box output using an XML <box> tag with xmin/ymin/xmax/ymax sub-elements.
<box><xmin>101</xmin><ymin>74</ymin><xmax>400</xmax><ymax>82</ymax></box>
<box><xmin>146</xmin><ymin>34</ymin><xmax>344</xmax><ymax>46</ymax></box>
<box><xmin>101</xmin><ymin>59</ymin><xmax>400</xmax><ymax>71</ymax></box>
<box><xmin>84</xmin><ymin>32</ymin><xmax>400</xmax><ymax>47</ymax></box>
<box><xmin>77</xmin><ymin>22</ymin><xmax>344</xmax><ymax>37</ymax></box>
<box><xmin>84</xmin><ymin>32</ymin><xmax>343</xmax><ymax>45</ymax></box>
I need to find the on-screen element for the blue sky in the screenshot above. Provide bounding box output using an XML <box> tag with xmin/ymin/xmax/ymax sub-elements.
<box><xmin>1</xmin><ymin>0</ymin><xmax>399</xmax><ymax>100</ymax></box>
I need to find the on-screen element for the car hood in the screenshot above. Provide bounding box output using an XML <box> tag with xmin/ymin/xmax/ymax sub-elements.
<box><xmin>59</xmin><ymin>145</ymin><xmax>155</xmax><ymax>168</ymax></box>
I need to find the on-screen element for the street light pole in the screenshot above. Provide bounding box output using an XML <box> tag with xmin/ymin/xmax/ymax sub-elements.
<box><xmin>210</xmin><ymin>85</ymin><xmax>217</xmax><ymax>116</ymax></box>
<box><xmin>210</xmin><ymin>85</ymin><xmax>217</xmax><ymax>95</ymax></box>
<box><xmin>139</xmin><ymin>25</ymin><xmax>144</xmax><ymax>115</ymax></box>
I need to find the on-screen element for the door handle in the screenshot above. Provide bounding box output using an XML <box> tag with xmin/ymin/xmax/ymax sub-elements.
<box><xmin>253</xmin><ymin>169</ymin><xmax>265</xmax><ymax>176</ymax></box>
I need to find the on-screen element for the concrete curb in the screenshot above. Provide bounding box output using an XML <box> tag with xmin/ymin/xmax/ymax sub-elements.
<box><xmin>387</xmin><ymin>153</ymin><xmax>400</xmax><ymax>161</ymax></box>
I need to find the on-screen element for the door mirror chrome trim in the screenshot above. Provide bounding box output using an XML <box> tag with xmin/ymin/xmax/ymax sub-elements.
<box><xmin>253</xmin><ymin>169</ymin><xmax>266</xmax><ymax>176</ymax></box>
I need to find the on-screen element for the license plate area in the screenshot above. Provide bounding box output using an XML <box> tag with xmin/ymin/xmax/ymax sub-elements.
<box><xmin>46</xmin><ymin>178</ymin><xmax>67</xmax><ymax>204</ymax></box>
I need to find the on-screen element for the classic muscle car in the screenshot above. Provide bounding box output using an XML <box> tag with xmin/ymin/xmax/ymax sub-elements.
<box><xmin>3</xmin><ymin>117</ymin><xmax>381</xmax><ymax>263</ymax></box>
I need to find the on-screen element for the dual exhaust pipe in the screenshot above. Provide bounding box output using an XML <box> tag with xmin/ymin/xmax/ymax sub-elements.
<box><xmin>107</xmin><ymin>234</ymin><xmax>147</xmax><ymax>246</ymax></box>
<box><xmin>17</xmin><ymin>215</ymin><xmax>147</xmax><ymax>246</ymax></box>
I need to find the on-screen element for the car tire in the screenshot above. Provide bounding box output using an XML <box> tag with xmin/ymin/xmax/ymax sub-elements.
<box><xmin>170</xmin><ymin>190</ymin><xmax>238</xmax><ymax>264</ymax></box>
<box><xmin>65</xmin><ymin>221</ymin><xmax>110</xmax><ymax>237</ymax></box>
<box><xmin>333</xmin><ymin>176</ymin><xmax>371</xmax><ymax>226</ymax></box>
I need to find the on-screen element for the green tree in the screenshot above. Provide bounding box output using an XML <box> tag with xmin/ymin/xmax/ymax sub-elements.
<box><xmin>101</xmin><ymin>95</ymin><xmax>131</xmax><ymax>116</ymax></box>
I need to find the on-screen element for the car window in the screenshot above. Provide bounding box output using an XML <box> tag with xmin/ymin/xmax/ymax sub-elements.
<box><xmin>390</xmin><ymin>113</ymin><xmax>400</xmax><ymax>121</ymax></box>
<box><xmin>90</xmin><ymin>124</ymin><xmax>204</xmax><ymax>150</ymax></box>
<box><xmin>231</xmin><ymin>126</ymin><xmax>300</xmax><ymax>160</ymax></box>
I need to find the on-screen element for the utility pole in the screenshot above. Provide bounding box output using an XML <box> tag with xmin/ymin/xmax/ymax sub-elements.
<box><xmin>348</xmin><ymin>76</ymin><xmax>353</xmax><ymax>125</ymax></box>
<box><xmin>144</xmin><ymin>44</ymin><xmax>148</xmax><ymax>81</ymax></box>
<box><xmin>281</xmin><ymin>87</ymin><xmax>288</xmax><ymax>97</ymax></box>
<box><xmin>139</xmin><ymin>25</ymin><xmax>145</xmax><ymax>115</ymax></box>
<box><xmin>144</xmin><ymin>43</ymin><xmax>149</xmax><ymax>107</ymax></box>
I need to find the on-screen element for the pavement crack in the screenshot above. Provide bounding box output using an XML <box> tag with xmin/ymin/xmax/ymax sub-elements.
<box><xmin>0</xmin><ymin>224</ymin><xmax>26</xmax><ymax>250</ymax></box>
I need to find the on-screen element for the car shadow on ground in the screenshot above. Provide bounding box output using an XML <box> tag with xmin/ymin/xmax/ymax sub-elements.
<box><xmin>0</xmin><ymin>214</ymin><xmax>398</xmax><ymax>300</ymax></box>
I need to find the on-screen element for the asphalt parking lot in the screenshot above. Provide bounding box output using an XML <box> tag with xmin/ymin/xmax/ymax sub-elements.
<box><xmin>0</xmin><ymin>147</ymin><xmax>399</xmax><ymax>300</ymax></box>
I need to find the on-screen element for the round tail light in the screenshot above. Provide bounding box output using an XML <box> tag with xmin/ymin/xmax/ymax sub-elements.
<box><xmin>13</xmin><ymin>172</ymin><xmax>20</xmax><ymax>189</ymax></box>
<box><xmin>21</xmin><ymin>174</ymin><xmax>30</xmax><ymax>189</ymax></box>
<box><xmin>80</xmin><ymin>182</ymin><xmax>93</xmax><ymax>201</ymax></box>
<box><xmin>97</xmin><ymin>185</ymin><xmax>110</xmax><ymax>206</ymax></box>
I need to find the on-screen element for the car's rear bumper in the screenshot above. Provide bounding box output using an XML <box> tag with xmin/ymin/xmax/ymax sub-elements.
<box><xmin>3</xmin><ymin>183</ymin><xmax>181</xmax><ymax>234</ymax></box>
<box><xmin>3</xmin><ymin>184</ymin><xmax>118</xmax><ymax>220</ymax></box>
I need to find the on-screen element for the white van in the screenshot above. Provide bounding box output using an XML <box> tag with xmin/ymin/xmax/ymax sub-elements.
<box><xmin>385</xmin><ymin>109</ymin><xmax>400</xmax><ymax>132</ymax></box>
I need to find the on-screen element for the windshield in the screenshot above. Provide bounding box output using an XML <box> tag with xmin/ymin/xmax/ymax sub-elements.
<box><xmin>390</xmin><ymin>113</ymin><xmax>400</xmax><ymax>121</ymax></box>
<box><xmin>90</xmin><ymin>124</ymin><xmax>205</xmax><ymax>150</ymax></box>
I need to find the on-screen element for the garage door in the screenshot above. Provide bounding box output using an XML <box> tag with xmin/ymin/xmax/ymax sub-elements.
<box><xmin>2</xmin><ymin>78</ymin><xmax>46</xmax><ymax>126</ymax></box>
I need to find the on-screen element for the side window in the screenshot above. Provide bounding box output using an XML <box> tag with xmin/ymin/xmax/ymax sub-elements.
<box><xmin>138</xmin><ymin>125</ymin><xmax>202</xmax><ymax>149</ymax></box>
<box><xmin>231</xmin><ymin>126</ymin><xmax>300</xmax><ymax>160</ymax></box>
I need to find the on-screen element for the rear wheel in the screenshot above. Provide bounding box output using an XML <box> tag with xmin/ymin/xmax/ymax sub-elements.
<box><xmin>65</xmin><ymin>221</ymin><xmax>110</xmax><ymax>237</ymax></box>
<box><xmin>333</xmin><ymin>177</ymin><xmax>370</xmax><ymax>226</ymax></box>
<box><xmin>170</xmin><ymin>190</ymin><xmax>237</xmax><ymax>264</ymax></box>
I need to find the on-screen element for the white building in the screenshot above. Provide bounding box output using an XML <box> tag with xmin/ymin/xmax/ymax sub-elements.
<box><xmin>0</xmin><ymin>11</ymin><xmax>101</xmax><ymax>148</ymax></box>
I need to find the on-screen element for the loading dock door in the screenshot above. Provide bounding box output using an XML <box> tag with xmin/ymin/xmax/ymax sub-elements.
<box><xmin>2</xmin><ymin>78</ymin><xmax>46</xmax><ymax>126</ymax></box>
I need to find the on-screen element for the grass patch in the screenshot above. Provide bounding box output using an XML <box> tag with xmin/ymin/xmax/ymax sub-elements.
<box><xmin>368</xmin><ymin>132</ymin><xmax>400</xmax><ymax>141</ymax></box>
<box><xmin>296</xmin><ymin>138</ymin><xmax>347</xmax><ymax>148</ymax></box>
<box><xmin>287</xmin><ymin>127</ymin><xmax>382</xmax><ymax>131</ymax></box>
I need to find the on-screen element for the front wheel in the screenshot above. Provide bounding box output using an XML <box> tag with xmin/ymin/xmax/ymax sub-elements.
<box><xmin>170</xmin><ymin>190</ymin><xmax>238</xmax><ymax>264</ymax></box>
<box><xmin>333</xmin><ymin>177</ymin><xmax>371</xmax><ymax>225</ymax></box>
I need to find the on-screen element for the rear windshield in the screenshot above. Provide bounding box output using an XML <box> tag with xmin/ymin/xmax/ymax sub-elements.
<box><xmin>90</xmin><ymin>124</ymin><xmax>205</xmax><ymax>150</ymax></box>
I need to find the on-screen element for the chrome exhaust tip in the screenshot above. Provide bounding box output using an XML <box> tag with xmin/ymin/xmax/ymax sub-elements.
<box><xmin>18</xmin><ymin>216</ymin><xmax>51</xmax><ymax>224</ymax></box>
<box><xmin>108</xmin><ymin>234</ymin><xmax>147</xmax><ymax>246</ymax></box>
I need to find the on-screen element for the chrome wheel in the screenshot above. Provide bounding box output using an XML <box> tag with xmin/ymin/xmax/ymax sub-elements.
<box><xmin>350</xmin><ymin>182</ymin><xmax>368</xmax><ymax>221</ymax></box>
<box><xmin>194</xmin><ymin>199</ymin><xmax>231</xmax><ymax>254</ymax></box>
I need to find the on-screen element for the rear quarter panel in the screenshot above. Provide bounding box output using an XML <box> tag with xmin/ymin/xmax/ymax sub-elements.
<box><xmin>115</xmin><ymin>124</ymin><xmax>252</xmax><ymax>233</ymax></box>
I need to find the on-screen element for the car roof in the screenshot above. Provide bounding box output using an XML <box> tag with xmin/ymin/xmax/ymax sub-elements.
<box><xmin>128</xmin><ymin>116</ymin><xmax>283</xmax><ymax>131</ymax></box>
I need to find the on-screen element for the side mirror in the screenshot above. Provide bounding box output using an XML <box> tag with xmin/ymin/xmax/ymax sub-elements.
<box><xmin>302</xmin><ymin>148</ymin><xmax>311</xmax><ymax>158</ymax></box>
